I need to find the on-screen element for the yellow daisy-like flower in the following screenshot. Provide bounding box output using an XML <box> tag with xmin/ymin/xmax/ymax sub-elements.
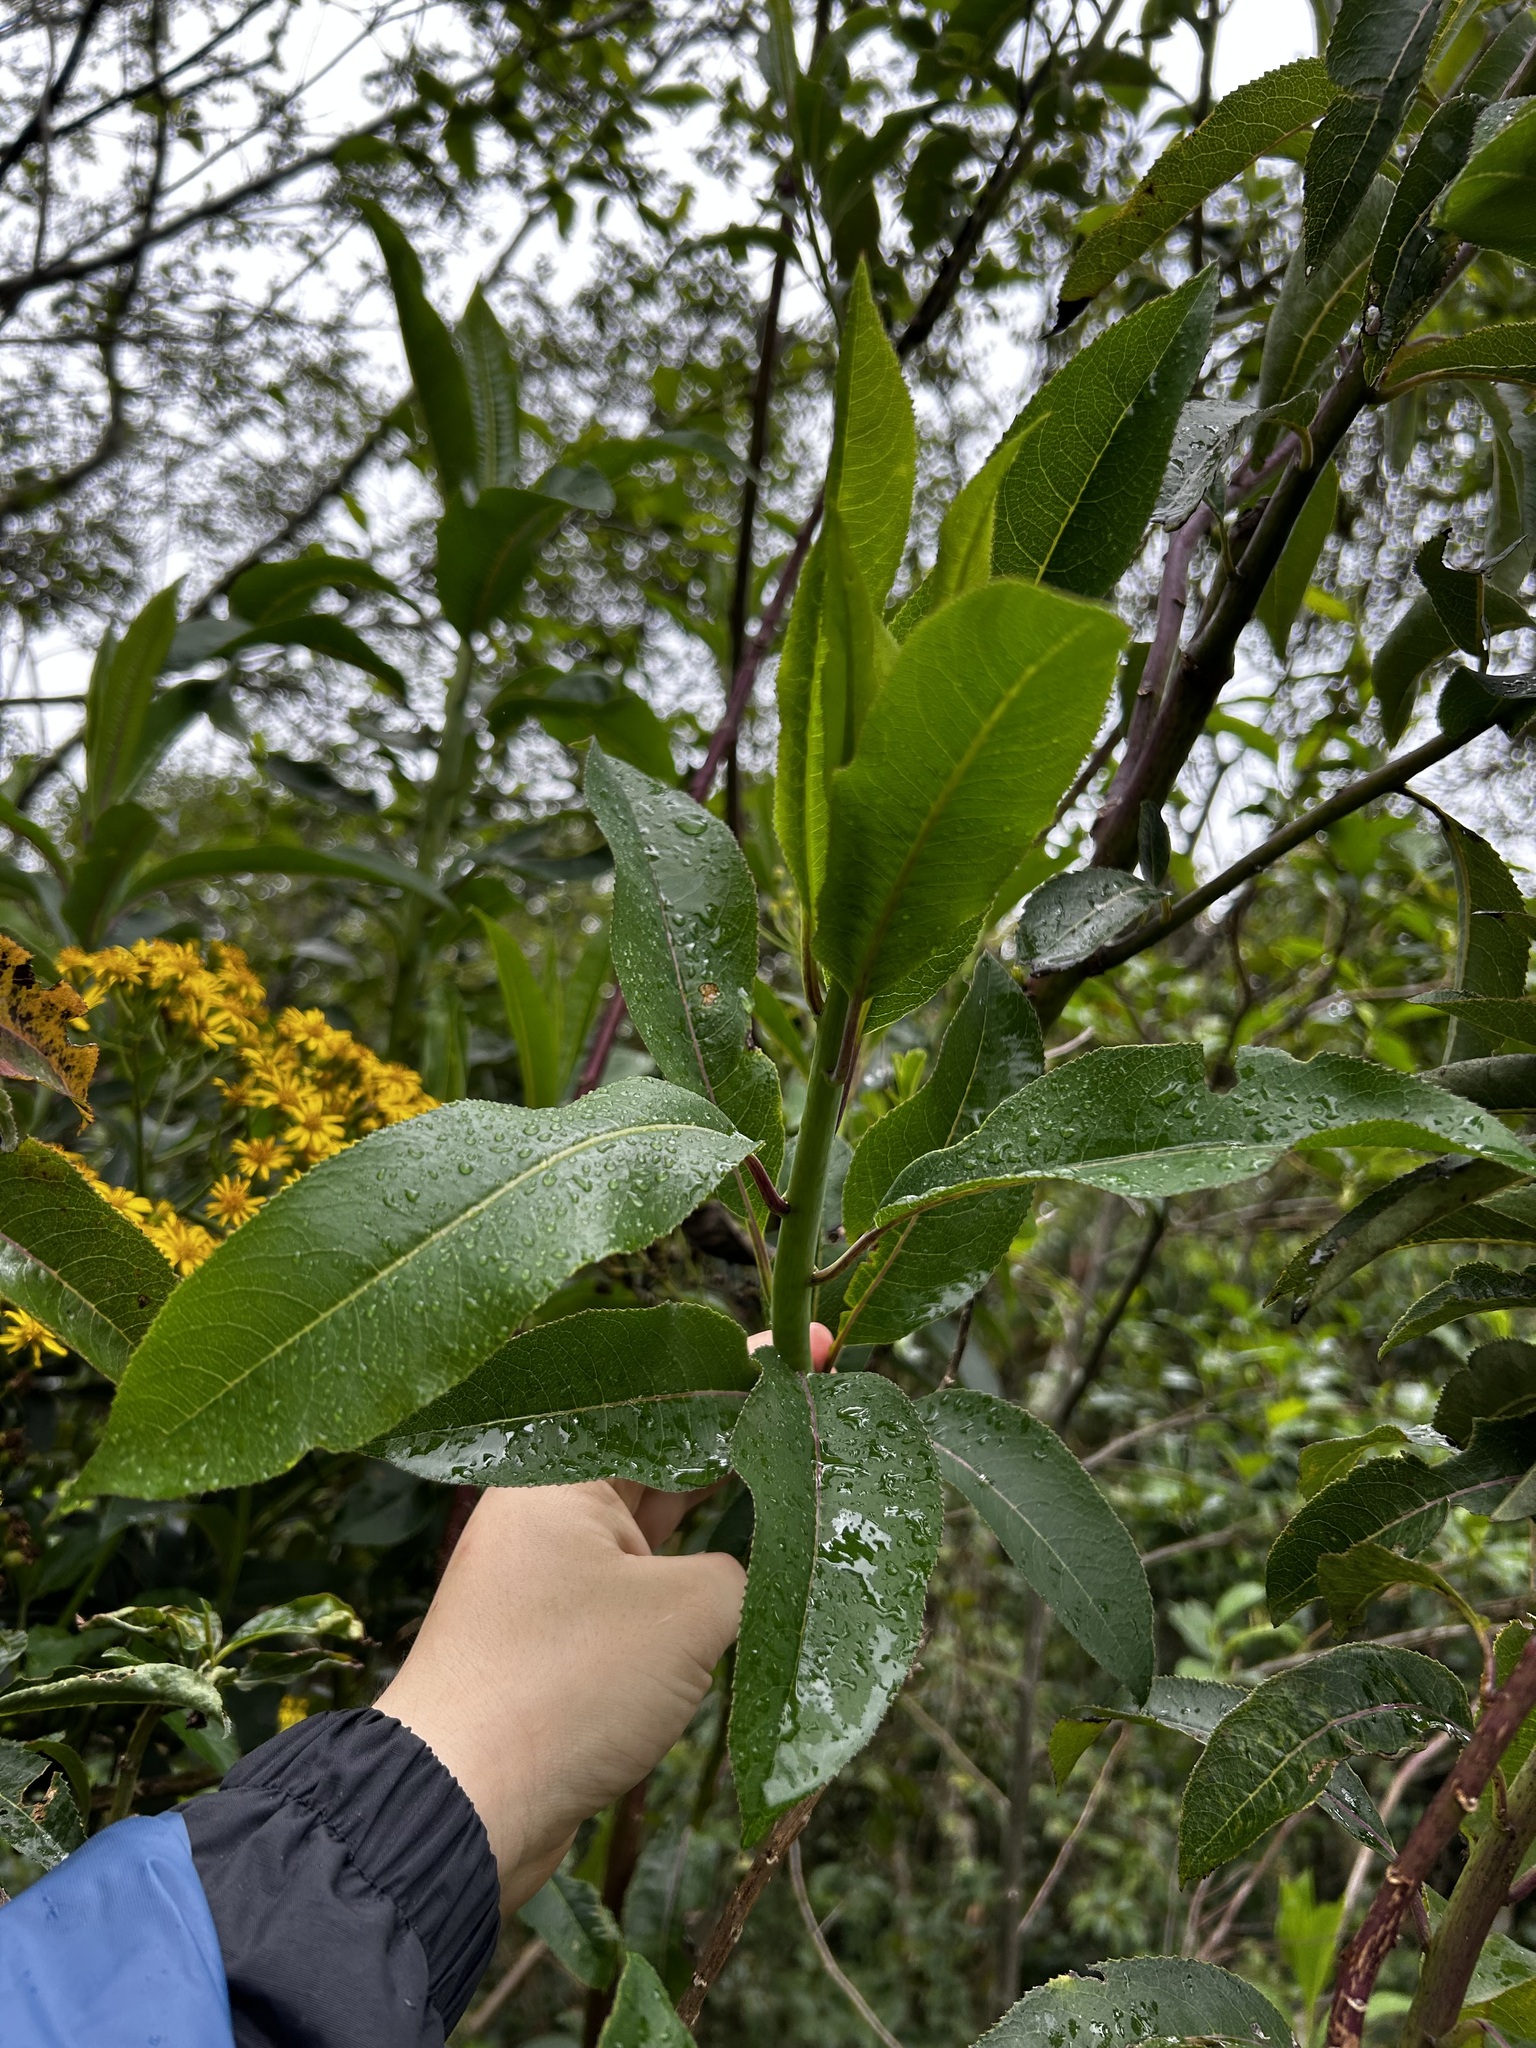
<box><xmin>144</xmin><ymin>1213</ymin><xmax>219</xmax><ymax>1275</ymax></box>
<box><xmin>1</xmin><ymin>1309</ymin><xmax>68</xmax><ymax>1367</ymax></box>
<box><xmin>204</xmin><ymin>1175</ymin><xmax>265</xmax><ymax>1228</ymax></box>
<box><xmin>95</xmin><ymin>1181</ymin><xmax>155</xmax><ymax>1222</ymax></box>
<box><xmin>230</xmin><ymin>1135</ymin><xmax>292</xmax><ymax>1180</ymax></box>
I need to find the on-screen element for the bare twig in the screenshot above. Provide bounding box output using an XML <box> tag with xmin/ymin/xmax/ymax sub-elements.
<box><xmin>463</xmin><ymin>1938</ymin><xmax>549</xmax><ymax>2033</ymax></box>
<box><xmin>1052</xmin><ymin>1203</ymin><xmax>1166</xmax><ymax>1429</ymax></box>
<box><xmin>1197</xmin><ymin>1813</ymin><xmax>1300</xmax><ymax>1962</ymax></box>
<box><xmin>1016</xmin><ymin>1727</ymin><xmax>1131</xmax><ymax>1942</ymax></box>
<box><xmin>676</xmin><ymin>1790</ymin><xmax>824</xmax><ymax>2029</ymax></box>
<box><xmin>937</xmin><ymin>1297</ymin><xmax>976</xmax><ymax>1392</ymax></box>
<box><xmin>790</xmin><ymin>1841</ymin><xmax>909</xmax><ymax>2048</ymax></box>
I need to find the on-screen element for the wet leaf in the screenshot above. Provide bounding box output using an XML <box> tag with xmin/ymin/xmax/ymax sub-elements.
<box><xmin>979</xmin><ymin>1956</ymin><xmax>1292</xmax><ymax>2048</ymax></box>
<box><xmin>82</xmin><ymin>1082</ymin><xmax>752</xmax><ymax>1497</ymax></box>
<box><xmin>0</xmin><ymin>1140</ymin><xmax>175</xmax><ymax>1380</ymax></box>
<box><xmin>920</xmin><ymin>1389</ymin><xmax>1152</xmax><ymax>1699</ymax></box>
<box><xmin>1366</xmin><ymin>97</ymin><xmax>1485</xmax><ymax>374</ymax></box>
<box><xmin>1059</xmin><ymin>60</ymin><xmax>1334</xmax><ymax>311</ymax></box>
<box><xmin>1267</xmin><ymin>1419</ymin><xmax>1536</xmax><ymax>1616</ymax></box>
<box><xmin>730</xmin><ymin>1359</ymin><xmax>941</xmax><ymax>1844</ymax></box>
<box><xmin>879</xmin><ymin>1045</ymin><xmax>1536</xmax><ymax>1223</ymax></box>
<box><xmin>1153</xmin><ymin>399</ymin><xmax>1256</xmax><ymax>528</ymax></box>
<box><xmin>0</xmin><ymin>1740</ymin><xmax>83</xmax><ymax>1871</ymax></box>
<box><xmin>0</xmin><ymin>940</ymin><xmax>97</xmax><ymax>1114</ymax></box>
<box><xmin>520</xmin><ymin>1870</ymin><xmax>623</xmax><ymax>1991</ymax></box>
<box><xmin>1304</xmin><ymin>0</ymin><xmax>1443</xmax><ymax>268</ymax></box>
<box><xmin>1435</xmin><ymin>808</ymin><xmax>1532</xmax><ymax>1062</ymax></box>
<box><xmin>817</xmin><ymin>581</ymin><xmax>1125</xmax><ymax>1012</ymax></box>
<box><xmin>1016</xmin><ymin>869</ymin><xmax>1162</xmax><ymax>974</ymax></box>
<box><xmin>1438</xmin><ymin>98</ymin><xmax>1536</xmax><ymax>266</ymax></box>
<box><xmin>1178</xmin><ymin>1646</ymin><xmax>1470</xmax><ymax>1883</ymax></box>
<box><xmin>373</xmin><ymin>1304</ymin><xmax>755</xmax><ymax>1489</ymax></box>
<box><xmin>597</xmin><ymin>1953</ymin><xmax>690</xmax><ymax>2047</ymax></box>
<box><xmin>993</xmin><ymin>270</ymin><xmax>1216</xmax><ymax>596</ymax></box>
<box><xmin>1435</xmin><ymin>1340</ymin><xmax>1536</xmax><ymax>1446</ymax></box>
<box><xmin>1381</xmin><ymin>1260</ymin><xmax>1536</xmax><ymax>1352</ymax></box>
<box><xmin>1416</xmin><ymin>994</ymin><xmax>1536</xmax><ymax>1050</ymax></box>
<box><xmin>586</xmin><ymin>746</ymin><xmax>782</xmax><ymax>1212</ymax></box>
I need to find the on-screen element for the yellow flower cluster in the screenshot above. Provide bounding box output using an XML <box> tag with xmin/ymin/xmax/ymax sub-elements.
<box><xmin>55</xmin><ymin>939</ymin><xmax>436</xmax><ymax>1277</ymax></box>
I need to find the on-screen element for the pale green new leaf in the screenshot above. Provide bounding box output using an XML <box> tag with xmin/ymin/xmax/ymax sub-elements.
<box><xmin>889</xmin><ymin>423</ymin><xmax>1039</xmax><ymax>641</ymax></box>
<box><xmin>920</xmin><ymin>1389</ymin><xmax>1153</xmax><ymax>1699</ymax></box>
<box><xmin>730</xmin><ymin>1360</ymin><xmax>941</xmax><ymax>1844</ymax></box>
<box><xmin>878</xmin><ymin>1045</ymin><xmax>1536</xmax><ymax>1225</ymax></box>
<box><xmin>1059</xmin><ymin>60</ymin><xmax>1335</xmax><ymax>311</ymax></box>
<box><xmin>520</xmin><ymin>1870</ymin><xmax>623</xmax><ymax>1991</ymax></box>
<box><xmin>816</xmin><ymin>580</ymin><xmax>1126</xmax><ymax>1011</ymax></box>
<box><xmin>1178</xmin><ymin>1646</ymin><xmax>1470</xmax><ymax>1883</ymax></box>
<box><xmin>979</xmin><ymin>1958</ymin><xmax>1292</xmax><ymax>2048</ymax></box>
<box><xmin>1381</xmin><ymin>1260</ymin><xmax>1536</xmax><ymax>1351</ymax></box>
<box><xmin>81</xmin><ymin>1082</ymin><xmax>752</xmax><ymax>1497</ymax></box>
<box><xmin>827</xmin><ymin>259</ymin><xmax>916</xmax><ymax>608</ymax></box>
<box><xmin>992</xmin><ymin>269</ymin><xmax>1216</xmax><ymax>596</ymax></box>
<box><xmin>0</xmin><ymin>1140</ymin><xmax>175</xmax><ymax>1381</ymax></box>
<box><xmin>597</xmin><ymin>1954</ymin><xmax>691</xmax><ymax>2047</ymax></box>
<box><xmin>586</xmin><ymin>745</ymin><xmax>782</xmax><ymax>1204</ymax></box>
<box><xmin>373</xmin><ymin>1304</ymin><xmax>756</xmax><ymax>1489</ymax></box>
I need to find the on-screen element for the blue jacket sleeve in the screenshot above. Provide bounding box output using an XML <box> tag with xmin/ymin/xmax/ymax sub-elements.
<box><xmin>0</xmin><ymin>1709</ymin><xmax>499</xmax><ymax>2048</ymax></box>
<box><xmin>0</xmin><ymin>1810</ymin><xmax>235</xmax><ymax>2048</ymax></box>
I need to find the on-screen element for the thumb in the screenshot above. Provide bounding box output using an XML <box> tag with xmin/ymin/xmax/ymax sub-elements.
<box><xmin>639</xmin><ymin>1550</ymin><xmax>747</xmax><ymax>1675</ymax></box>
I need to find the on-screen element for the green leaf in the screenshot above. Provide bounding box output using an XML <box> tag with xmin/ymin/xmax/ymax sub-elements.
<box><xmin>520</xmin><ymin>1870</ymin><xmax>623</xmax><ymax>1991</ymax></box>
<box><xmin>1299</xmin><ymin>1425</ymin><xmax>1416</xmax><ymax>1499</ymax></box>
<box><xmin>826</xmin><ymin>258</ymin><xmax>916</xmax><ymax>609</ymax></box>
<box><xmin>227</xmin><ymin>549</ymin><xmax>400</xmax><ymax>625</ymax></box>
<box><xmin>597</xmin><ymin>1954</ymin><xmax>691</xmax><ymax>2047</ymax></box>
<box><xmin>1417</xmin><ymin>532</ymin><xmax>1488</xmax><ymax>656</ymax></box>
<box><xmin>1381</xmin><ymin>1260</ymin><xmax>1536</xmax><ymax>1351</ymax></box>
<box><xmin>83</xmin><ymin>586</ymin><xmax>180</xmax><ymax>821</ymax></box>
<box><xmin>1366</xmin><ymin>97</ymin><xmax>1486</xmax><ymax>376</ymax></box>
<box><xmin>1316</xmin><ymin>1538</ymin><xmax>1468</xmax><ymax>1629</ymax></box>
<box><xmin>60</xmin><ymin>799</ymin><xmax>160</xmax><ymax>946</ymax></box>
<box><xmin>889</xmin><ymin>423</ymin><xmax>1039</xmax><ymax>641</ymax></box>
<box><xmin>1050</xmin><ymin>1676</ymin><xmax>1245</xmax><ymax>1788</ymax></box>
<box><xmin>248</xmin><ymin>613</ymin><xmax>408</xmax><ymax>699</ymax></box>
<box><xmin>435</xmin><ymin>487</ymin><xmax>567</xmax><ymax>636</ymax></box>
<box><xmin>222</xmin><ymin>1594</ymin><xmax>364</xmax><ymax>1653</ymax></box>
<box><xmin>0</xmin><ymin>1739</ymin><xmax>83</xmax><ymax>1870</ymax></box>
<box><xmin>372</xmin><ymin>1304</ymin><xmax>756</xmax><ymax>1490</ymax></box>
<box><xmin>0</xmin><ymin>1661</ymin><xmax>225</xmax><ymax>1720</ymax></box>
<box><xmin>1016</xmin><ymin>869</ymin><xmax>1162</xmax><ymax>973</ymax></box>
<box><xmin>1268</xmin><ymin>1156</ymin><xmax>1529</xmax><ymax>1320</ymax></box>
<box><xmin>1257</xmin><ymin>463</ymin><xmax>1339</xmax><ymax>657</ymax></box>
<box><xmin>1261</xmin><ymin>177</ymin><xmax>1393</xmax><ymax>414</ymax></box>
<box><xmin>360</xmin><ymin>201</ymin><xmax>477</xmax><ymax>498</ymax></box>
<box><xmin>816</xmin><ymin>580</ymin><xmax>1126</xmax><ymax>1011</ymax></box>
<box><xmin>1266</xmin><ymin>1419</ymin><xmax>1536</xmax><ymax>1615</ymax></box>
<box><xmin>920</xmin><ymin>1389</ymin><xmax>1153</xmax><ymax>1698</ymax></box>
<box><xmin>1381</xmin><ymin>322</ymin><xmax>1536</xmax><ymax>396</ymax></box>
<box><xmin>992</xmin><ymin>269</ymin><xmax>1216</xmax><ymax>597</ymax></box>
<box><xmin>128</xmin><ymin>842</ymin><xmax>454</xmax><ymax>915</ymax></box>
<box><xmin>0</xmin><ymin>1140</ymin><xmax>175</xmax><ymax>1380</ymax></box>
<box><xmin>1178</xmin><ymin>1646</ymin><xmax>1471</xmax><ymax>1883</ymax></box>
<box><xmin>729</xmin><ymin>1360</ymin><xmax>941</xmax><ymax>1844</ymax></box>
<box><xmin>536</xmin><ymin>688</ymin><xmax>677</xmax><ymax>785</ymax></box>
<box><xmin>839</xmin><ymin>1187</ymin><xmax>1027</xmax><ymax>1346</ymax></box>
<box><xmin>1059</xmin><ymin>60</ymin><xmax>1335</xmax><ymax>311</ymax></box>
<box><xmin>1154</xmin><ymin>399</ymin><xmax>1258</xmax><ymax>529</ymax></box>
<box><xmin>81</xmin><ymin>1081</ymin><xmax>753</xmax><ymax>1497</ymax></box>
<box><xmin>1372</xmin><ymin>586</ymin><xmax>1531</xmax><ymax>744</ymax></box>
<box><xmin>585</xmin><ymin>747</ymin><xmax>782</xmax><ymax>1205</ymax></box>
<box><xmin>1435</xmin><ymin>808</ymin><xmax>1532</xmax><ymax>1061</ymax></box>
<box><xmin>1438</xmin><ymin>98</ymin><xmax>1536</xmax><ymax>265</ymax></box>
<box><xmin>1436</xmin><ymin>1340</ymin><xmax>1536</xmax><ymax>1444</ymax></box>
<box><xmin>1304</xmin><ymin>0</ymin><xmax>1445</xmax><ymax>269</ymax></box>
<box><xmin>475</xmin><ymin>912</ymin><xmax>563</xmax><ymax>1108</ymax></box>
<box><xmin>979</xmin><ymin>1957</ymin><xmax>1293</xmax><ymax>2048</ymax></box>
<box><xmin>878</xmin><ymin>1044</ymin><xmax>1536</xmax><ymax>1224</ymax></box>
<box><xmin>1417</xmin><ymin>994</ymin><xmax>1536</xmax><ymax>1049</ymax></box>
<box><xmin>457</xmin><ymin>284</ymin><xmax>522</xmax><ymax>490</ymax></box>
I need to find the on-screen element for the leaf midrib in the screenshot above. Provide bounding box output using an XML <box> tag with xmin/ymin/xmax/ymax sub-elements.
<box><xmin>397</xmin><ymin>1384</ymin><xmax>752</xmax><ymax>1443</ymax></box>
<box><xmin>0</xmin><ymin>1230</ymin><xmax>128</xmax><ymax>1366</ymax></box>
<box><xmin>138</xmin><ymin>1116</ymin><xmax>729</xmax><ymax>1442</ymax></box>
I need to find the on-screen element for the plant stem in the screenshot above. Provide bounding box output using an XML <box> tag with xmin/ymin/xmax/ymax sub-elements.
<box><xmin>772</xmin><ymin>980</ymin><xmax>852</xmax><ymax>1372</ymax></box>
<box><xmin>675</xmin><ymin>1790</ymin><xmax>824</xmax><ymax>2030</ymax></box>
<box><xmin>105</xmin><ymin>1704</ymin><xmax>162</xmax><ymax>1827</ymax></box>
<box><xmin>790</xmin><ymin>1839</ymin><xmax>909</xmax><ymax>2048</ymax></box>
<box><xmin>390</xmin><ymin>634</ymin><xmax>475</xmax><ymax>1058</ymax></box>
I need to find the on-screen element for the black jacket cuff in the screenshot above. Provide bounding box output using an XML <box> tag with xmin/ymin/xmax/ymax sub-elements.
<box><xmin>184</xmin><ymin>1706</ymin><xmax>499</xmax><ymax>2048</ymax></box>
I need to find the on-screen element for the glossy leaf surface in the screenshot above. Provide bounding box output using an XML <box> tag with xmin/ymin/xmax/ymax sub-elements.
<box><xmin>981</xmin><ymin>1957</ymin><xmax>1292</xmax><ymax>2048</ymax></box>
<box><xmin>880</xmin><ymin>1045</ymin><xmax>1536</xmax><ymax>1222</ymax></box>
<box><xmin>1178</xmin><ymin>1646</ymin><xmax>1470</xmax><ymax>1883</ymax></box>
<box><xmin>1266</xmin><ymin>1419</ymin><xmax>1536</xmax><ymax>1616</ymax></box>
<box><xmin>519</xmin><ymin>1870</ymin><xmax>623</xmax><ymax>1990</ymax></box>
<box><xmin>919</xmin><ymin>1389</ymin><xmax>1153</xmax><ymax>1699</ymax></box>
<box><xmin>1381</xmin><ymin>1260</ymin><xmax>1536</xmax><ymax>1352</ymax></box>
<box><xmin>730</xmin><ymin>1361</ymin><xmax>941</xmax><ymax>1844</ymax></box>
<box><xmin>1060</xmin><ymin>61</ymin><xmax>1334</xmax><ymax>311</ymax></box>
<box><xmin>586</xmin><ymin>746</ymin><xmax>782</xmax><ymax>1197</ymax></box>
<box><xmin>839</xmin><ymin>1188</ymin><xmax>1028</xmax><ymax>1345</ymax></box>
<box><xmin>1437</xmin><ymin>808</ymin><xmax>1531</xmax><ymax>1061</ymax></box>
<box><xmin>373</xmin><ymin>1304</ymin><xmax>756</xmax><ymax>1490</ymax></box>
<box><xmin>0</xmin><ymin>1140</ymin><xmax>174</xmax><ymax>1380</ymax></box>
<box><xmin>597</xmin><ymin>1954</ymin><xmax>691</xmax><ymax>2048</ymax></box>
<box><xmin>993</xmin><ymin>269</ymin><xmax>1215</xmax><ymax>596</ymax></box>
<box><xmin>1366</xmin><ymin>97</ymin><xmax>1484</xmax><ymax>374</ymax></box>
<box><xmin>1016</xmin><ymin>869</ymin><xmax>1162</xmax><ymax>973</ymax></box>
<box><xmin>817</xmin><ymin>581</ymin><xmax>1125</xmax><ymax>1008</ymax></box>
<box><xmin>83</xmin><ymin>1082</ymin><xmax>752</xmax><ymax>1496</ymax></box>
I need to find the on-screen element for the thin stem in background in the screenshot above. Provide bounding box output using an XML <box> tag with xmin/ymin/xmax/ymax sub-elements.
<box><xmin>463</xmin><ymin>1938</ymin><xmax>549</xmax><ymax>2034</ymax></box>
<box><xmin>790</xmin><ymin>1839</ymin><xmax>909</xmax><ymax>2048</ymax></box>
<box><xmin>104</xmin><ymin>1704</ymin><xmax>162</xmax><ymax>1827</ymax></box>
<box><xmin>1015</xmin><ymin>1726</ymin><xmax>1131</xmax><ymax>1946</ymax></box>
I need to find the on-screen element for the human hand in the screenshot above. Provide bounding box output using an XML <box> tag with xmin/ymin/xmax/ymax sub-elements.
<box><xmin>375</xmin><ymin>1321</ymin><xmax>833</xmax><ymax>1906</ymax></box>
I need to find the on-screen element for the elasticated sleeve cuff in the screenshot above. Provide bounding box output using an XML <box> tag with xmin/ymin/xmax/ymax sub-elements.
<box><xmin>183</xmin><ymin>1706</ymin><xmax>499</xmax><ymax>2048</ymax></box>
